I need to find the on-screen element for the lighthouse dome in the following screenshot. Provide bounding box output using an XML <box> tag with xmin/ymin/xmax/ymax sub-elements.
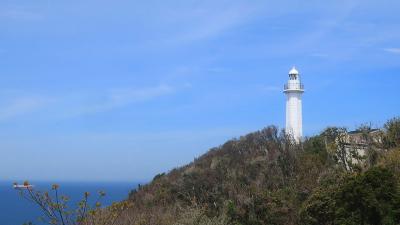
<box><xmin>289</xmin><ymin>67</ymin><xmax>299</xmax><ymax>75</ymax></box>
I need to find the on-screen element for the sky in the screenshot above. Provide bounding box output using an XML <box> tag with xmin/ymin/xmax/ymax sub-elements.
<box><xmin>0</xmin><ymin>0</ymin><xmax>399</xmax><ymax>182</ymax></box>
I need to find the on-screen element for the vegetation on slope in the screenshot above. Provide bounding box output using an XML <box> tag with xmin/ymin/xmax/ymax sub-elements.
<box><xmin>19</xmin><ymin>117</ymin><xmax>400</xmax><ymax>225</ymax></box>
<box><xmin>115</xmin><ymin>117</ymin><xmax>400</xmax><ymax>225</ymax></box>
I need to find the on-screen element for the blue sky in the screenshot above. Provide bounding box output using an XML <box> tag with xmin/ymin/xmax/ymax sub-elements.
<box><xmin>0</xmin><ymin>0</ymin><xmax>399</xmax><ymax>181</ymax></box>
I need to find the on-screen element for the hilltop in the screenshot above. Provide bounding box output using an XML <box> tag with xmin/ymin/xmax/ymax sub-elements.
<box><xmin>22</xmin><ymin>118</ymin><xmax>399</xmax><ymax>225</ymax></box>
<box><xmin>113</xmin><ymin>118</ymin><xmax>400</xmax><ymax>225</ymax></box>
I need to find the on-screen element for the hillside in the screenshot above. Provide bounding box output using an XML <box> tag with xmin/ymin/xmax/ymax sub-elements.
<box><xmin>115</xmin><ymin>118</ymin><xmax>400</xmax><ymax>225</ymax></box>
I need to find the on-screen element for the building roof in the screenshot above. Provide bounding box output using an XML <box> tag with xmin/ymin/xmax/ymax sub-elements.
<box><xmin>289</xmin><ymin>67</ymin><xmax>299</xmax><ymax>75</ymax></box>
<box><xmin>348</xmin><ymin>128</ymin><xmax>380</xmax><ymax>135</ymax></box>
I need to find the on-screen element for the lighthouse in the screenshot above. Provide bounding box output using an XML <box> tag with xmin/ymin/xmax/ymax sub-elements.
<box><xmin>284</xmin><ymin>67</ymin><xmax>304</xmax><ymax>142</ymax></box>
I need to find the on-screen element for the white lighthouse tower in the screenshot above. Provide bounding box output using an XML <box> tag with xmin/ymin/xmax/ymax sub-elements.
<box><xmin>284</xmin><ymin>67</ymin><xmax>304</xmax><ymax>142</ymax></box>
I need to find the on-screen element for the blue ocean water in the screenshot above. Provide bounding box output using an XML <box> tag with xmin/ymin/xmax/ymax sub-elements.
<box><xmin>0</xmin><ymin>181</ymin><xmax>138</xmax><ymax>225</ymax></box>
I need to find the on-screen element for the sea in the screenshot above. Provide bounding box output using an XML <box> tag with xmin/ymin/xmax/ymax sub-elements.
<box><xmin>0</xmin><ymin>181</ymin><xmax>139</xmax><ymax>225</ymax></box>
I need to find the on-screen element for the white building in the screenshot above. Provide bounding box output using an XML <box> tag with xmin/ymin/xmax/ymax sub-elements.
<box><xmin>284</xmin><ymin>67</ymin><xmax>304</xmax><ymax>142</ymax></box>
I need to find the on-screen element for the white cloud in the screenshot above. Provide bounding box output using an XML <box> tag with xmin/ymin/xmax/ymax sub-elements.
<box><xmin>152</xmin><ymin>1</ymin><xmax>263</xmax><ymax>46</ymax></box>
<box><xmin>108</xmin><ymin>84</ymin><xmax>174</xmax><ymax>105</ymax></box>
<box><xmin>384</xmin><ymin>48</ymin><xmax>400</xmax><ymax>54</ymax></box>
<box><xmin>262</xmin><ymin>85</ymin><xmax>281</xmax><ymax>92</ymax></box>
<box><xmin>0</xmin><ymin>85</ymin><xmax>176</xmax><ymax>121</ymax></box>
<box><xmin>310</xmin><ymin>53</ymin><xmax>329</xmax><ymax>58</ymax></box>
<box><xmin>176</xmin><ymin>6</ymin><xmax>253</xmax><ymax>42</ymax></box>
<box><xmin>62</xmin><ymin>84</ymin><xmax>176</xmax><ymax>117</ymax></box>
<box><xmin>0</xmin><ymin>96</ymin><xmax>50</xmax><ymax>121</ymax></box>
<box><xmin>0</xmin><ymin>9</ymin><xmax>43</xmax><ymax>20</ymax></box>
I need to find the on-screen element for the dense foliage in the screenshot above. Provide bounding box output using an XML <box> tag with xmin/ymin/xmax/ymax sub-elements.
<box><xmin>111</xmin><ymin>117</ymin><xmax>400</xmax><ymax>225</ymax></box>
<box><xmin>300</xmin><ymin>167</ymin><xmax>400</xmax><ymax>225</ymax></box>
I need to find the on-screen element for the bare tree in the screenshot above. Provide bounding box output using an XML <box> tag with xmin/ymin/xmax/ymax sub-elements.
<box><xmin>15</xmin><ymin>181</ymin><xmax>132</xmax><ymax>225</ymax></box>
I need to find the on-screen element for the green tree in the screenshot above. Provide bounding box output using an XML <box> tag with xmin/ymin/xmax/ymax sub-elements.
<box><xmin>335</xmin><ymin>168</ymin><xmax>400</xmax><ymax>225</ymax></box>
<box><xmin>300</xmin><ymin>167</ymin><xmax>400</xmax><ymax>225</ymax></box>
<box><xmin>384</xmin><ymin>117</ymin><xmax>400</xmax><ymax>148</ymax></box>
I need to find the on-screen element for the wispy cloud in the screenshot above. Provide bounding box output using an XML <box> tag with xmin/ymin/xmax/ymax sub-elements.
<box><xmin>0</xmin><ymin>96</ymin><xmax>50</xmax><ymax>121</ymax></box>
<box><xmin>261</xmin><ymin>85</ymin><xmax>281</xmax><ymax>92</ymax></box>
<box><xmin>176</xmin><ymin>6</ymin><xmax>254</xmax><ymax>42</ymax></box>
<box><xmin>108</xmin><ymin>84</ymin><xmax>174</xmax><ymax>106</ymax></box>
<box><xmin>383</xmin><ymin>48</ymin><xmax>400</xmax><ymax>54</ymax></box>
<box><xmin>310</xmin><ymin>52</ymin><xmax>329</xmax><ymax>58</ymax></box>
<box><xmin>250</xmin><ymin>1</ymin><xmax>362</xmax><ymax>60</ymax></box>
<box><xmin>0</xmin><ymin>85</ymin><xmax>176</xmax><ymax>121</ymax></box>
<box><xmin>0</xmin><ymin>9</ymin><xmax>43</xmax><ymax>20</ymax></box>
<box><xmin>62</xmin><ymin>84</ymin><xmax>175</xmax><ymax>117</ymax></box>
<box><xmin>152</xmin><ymin>2</ymin><xmax>262</xmax><ymax>46</ymax></box>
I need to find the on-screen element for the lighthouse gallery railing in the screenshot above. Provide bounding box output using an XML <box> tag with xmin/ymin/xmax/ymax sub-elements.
<box><xmin>284</xmin><ymin>83</ymin><xmax>304</xmax><ymax>90</ymax></box>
